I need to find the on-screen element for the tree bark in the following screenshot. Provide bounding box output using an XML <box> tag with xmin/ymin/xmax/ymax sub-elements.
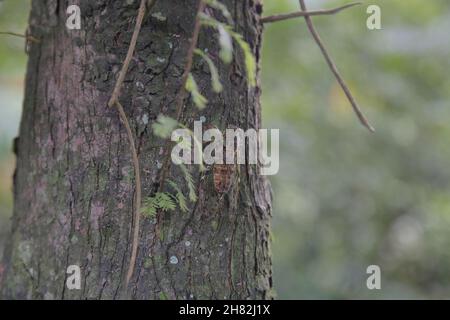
<box><xmin>0</xmin><ymin>0</ymin><xmax>272</xmax><ymax>299</ymax></box>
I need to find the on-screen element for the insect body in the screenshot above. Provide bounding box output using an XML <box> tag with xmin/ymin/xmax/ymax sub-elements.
<box><xmin>203</xmin><ymin>124</ymin><xmax>240</xmax><ymax>194</ymax></box>
<box><xmin>213</xmin><ymin>162</ymin><xmax>236</xmax><ymax>194</ymax></box>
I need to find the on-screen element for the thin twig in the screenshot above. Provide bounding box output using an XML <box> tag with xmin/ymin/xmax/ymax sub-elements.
<box><xmin>0</xmin><ymin>31</ymin><xmax>40</xmax><ymax>43</ymax></box>
<box><xmin>298</xmin><ymin>0</ymin><xmax>374</xmax><ymax>132</ymax></box>
<box><xmin>108</xmin><ymin>0</ymin><xmax>156</xmax><ymax>108</ymax></box>
<box><xmin>107</xmin><ymin>0</ymin><xmax>156</xmax><ymax>287</ymax></box>
<box><xmin>116</xmin><ymin>101</ymin><xmax>142</xmax><ymax>286</ymax></box>
<box><xmin>261</xmin><ymin>2</ymin><xmax>361</xmax><ymax>24</ymax></box>
<box><xmin>158</xmin><ymin>0</ymin><xmax>207</xmax><ymax>191</ymax></box>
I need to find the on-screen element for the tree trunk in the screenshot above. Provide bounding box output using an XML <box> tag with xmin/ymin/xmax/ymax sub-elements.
<box><xmin>0</xmin><ymin>0</ymin><xmax>272</xmax><ymax>299</ymax></box>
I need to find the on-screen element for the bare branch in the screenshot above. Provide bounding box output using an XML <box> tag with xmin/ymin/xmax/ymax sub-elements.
<box><xmin>108</xmin><ymin>0</ymin><xmax>156</xmax><ymax>108</ymax></box>
<box><xmin>261</xmin><ymin>2</ymin><xmax>361</xmax><ymax>24</ymax></box>
<box><xmin>0</xmin><ymin>31</ymin><xmax>40</xmax><ymax>43</ymax></box>
<box><xmin>115</xmin><ymin>101</ymin><xmax>142</xmax><ymax>286</ymax></box>
<box><xmin>107</xmin><ymin>0</ymin><xmax>157</xmax><ymax>287</ymax></box>
<box><xmin>298</xmin><ymin>0</ymin><xmax>375</xmax><ymax>132</ymax></box>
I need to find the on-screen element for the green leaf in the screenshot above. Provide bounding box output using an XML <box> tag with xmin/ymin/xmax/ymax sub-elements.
<box><xmin>186</xmin><ymin>73</ymin><xmax>208</xmax><ymax>109</ymax></box>
<box><xmin>168</xmin><ymin>180</ymin><xmax>188</xmax><ymax>212</ymax></box>
<box><xmin>199</xmin><ymin>12</ymin><xmax>220</xmax><ymax>28</ymax></box>
<box><xmin>194</xmin><ymin>49</ymin><xmax>223</xmax><ymax>93</ymax></box>
<box><xmin>153</xmin><ymin>115</ymin><xmax>178</xmax><ymax>139</ymax></box>
<box><xmin>218</xmin><ymin>24</ymin><xmax>233</xmax><ymax>64</ymax></box>
<box><xmin>142</xmin><ymin>192</ymin><xmax>177</xmax><ymax>217</ymax></box>
<box><xmin>180</xmin><ymin>164</ymin><xmax>197</xmax><ymax>202</ymax></box>
<box><xmin>198</xmin><ymin>14</ymin><xmax>256</xmax><ymax>86</ymax></box>
<box><xmin>205</xmin><ymin>0</ymin><xmax>234</xmax><ymax>25</ymax></box>
<box><xmin>178</xmin><ymin>123</ymin><xmax>206</xmax><ymax>172</ymax></box>
<box><xmin>155</xmin><ymin>192</ymin><xmax>176</xmax><ymax>211</ymax></box>
<box><xmin>142</xmin><ymin>197</ymin><xmax>158</xmax><ymax>218</ymax></box>
<box><xmin>199</xmin><ymin>14</ymin><xmax>232</xmax><ymax>64</ymax></box>
<box><xmin>158</xmin><ymin>292</ymin><xmax>168</xmax><ymax>300</ymax></box>
<box><xmin>230</xmin><ymin>31</ymin><xmax>256</xmax><ymax>87</ymax></box>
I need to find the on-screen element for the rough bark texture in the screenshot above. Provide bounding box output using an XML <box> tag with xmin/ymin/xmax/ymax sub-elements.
<box><xmin>0</xmin><ymin>0</ymin><xmax>272</xmax><ymax>299</ymax></box>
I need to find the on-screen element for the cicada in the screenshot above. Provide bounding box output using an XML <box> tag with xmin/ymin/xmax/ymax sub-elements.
<box><xmin>202</xmin><ymin>124</ymin><xmax>239</xmax><ymax>194</ymax></box>
<box><xmin>213</xmin><ymin>162</ymin><xmax>236</xmax><ymax>194</ymax></box>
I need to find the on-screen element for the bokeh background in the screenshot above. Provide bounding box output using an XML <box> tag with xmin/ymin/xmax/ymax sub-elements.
<box><xmin>1</xmin><ymin>0</ymin><xmax>450</xmax><ymax>299</ymax></box>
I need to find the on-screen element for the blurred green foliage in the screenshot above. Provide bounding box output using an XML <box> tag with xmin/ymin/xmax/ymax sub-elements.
<box><xmin>263</xmin><ymin>0</ymin><xmax>450</xmax><ymax>298</ymax></box>
<box><xmin>0</xmin><ymin>0</ymin><xmax>30</xmax><ymax>73</ymax></box>
<box><xmin>0</xmin><ymin>0</ymin><xmax>30</xmax><ymax>260</ymax></box>
<box><xmin>1</xmin><ymin>0</ymin><xmax>450</xmax><ymax>299</ymax></box>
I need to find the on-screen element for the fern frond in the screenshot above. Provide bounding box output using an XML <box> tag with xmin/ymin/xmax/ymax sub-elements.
<box><xmin>142</xmin><ymin>197</ymin><xmax>158</xmax><ymax>218</ymax></box>
<box><xmin>186</xmin><ymin>73</ymin><xmax>208</xmax><ymax>109</ymax></box>
<box><xmin>198</xmin><ymin>14</ymin><xmax>256</xmax><ymax>86</ymax></box>
<box><xmin>142</xmin><ymin>192</ymin><xmax>176</xmax><ymax>218</ymax></box>
<box><xmin>218</xmin><ymin>24</ymin><xmax>233</xmax><ymax>64</ymax></box>
<box><xmin>153</xmin><ymin>115</ymin><xmax>179</xmax><ymax>139</ymax></box>
<box><xmin>178</xmin><ymin>124</ymin><xmax>206</xmax><ymax>172</ymax></box>
<box><xmin>168</xmin><ymin>180</ymin><xmax>189</xmax><ymax>212</ymax></box>
<box><xmin>229</xmin><ymin>30</ymin><xmax>256</xmax><ymax>87</ymax></box>
<box><xmin>180</xmin><ymin>164</ymin><xmax>197</xmax><ymax>202</ymax></box>
<box><xmin>205</xmin><ymin>0</ymin><xmax>234</xmax><ymax>25</ymax></box>
<box><xmin>194</xmin><ymin>49</ymin><xmax>223</xmax><ymax>93</ymax></box>
<box><xmin>155</xmin><ymin>192</ymin><xmax>176</xmax><ymax>211</ymax></box>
